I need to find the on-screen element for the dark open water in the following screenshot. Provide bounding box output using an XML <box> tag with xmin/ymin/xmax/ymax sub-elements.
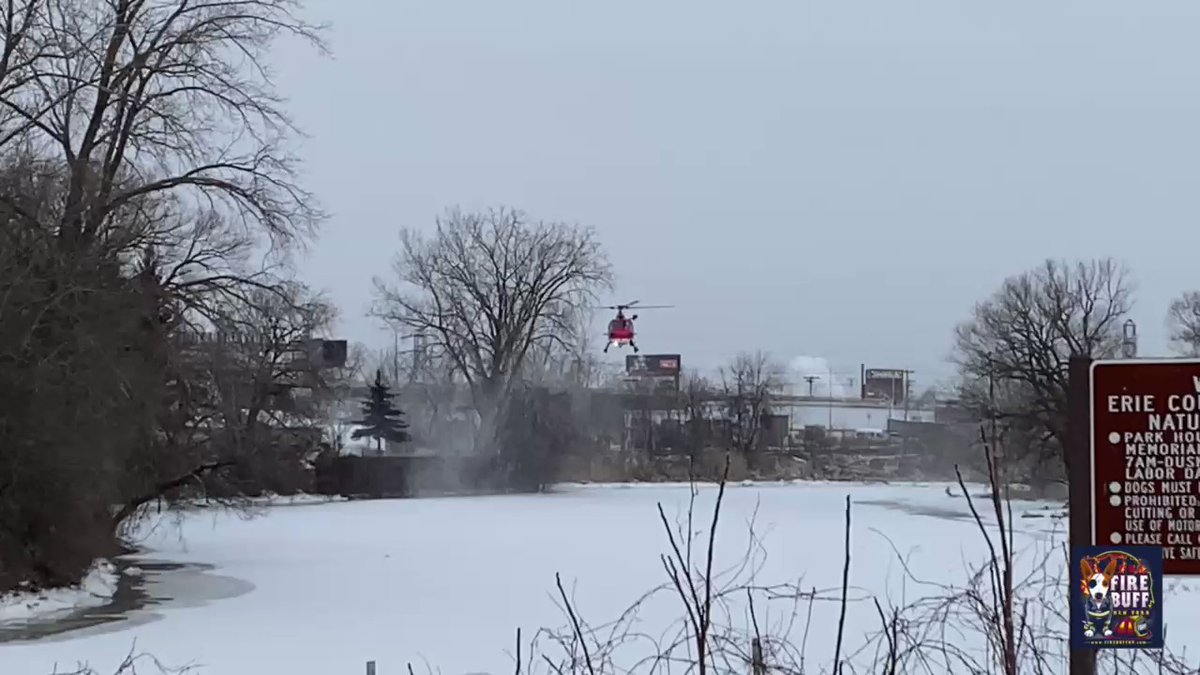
<box><xmin>0</xmin><ymin>558</ymin><xmax>254</xmax><ymax>644</ymax></box>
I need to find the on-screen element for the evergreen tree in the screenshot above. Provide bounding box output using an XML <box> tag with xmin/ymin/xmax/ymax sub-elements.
<box><xmin>351</xmin><ymin>370</ymin><xmax>411</xmax><ymax>454</ymax></box>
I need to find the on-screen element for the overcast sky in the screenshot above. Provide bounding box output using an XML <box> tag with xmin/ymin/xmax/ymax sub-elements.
<box><xmin>272</xmin><ymin>0</ymin><xmax>1200</xmax><ymax>388</ymax></box>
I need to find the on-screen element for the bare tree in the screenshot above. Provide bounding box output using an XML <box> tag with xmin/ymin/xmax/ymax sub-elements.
<box><xmin>719</xmin><ymin>351</ymin><xmax>785</xmax><ymax>454</ymax></box>
<box><xmin>679</xmin><ymin>370</ymin><xmax>716</xmax><ymax>462</ymax></box>
<box><xmin>563</xmin><ymin>311</ymin><xmax>616</xmax><ymax>389</ymax></box>
<box><xmin>0</xmin><ymin>0</ymin><xmax>326</xmax><ymax>250</ymax></box>
<box><xmin>372</xmin><ymin>207</ymin><xmax>612</xmax><ymax>450</ymax></box>
<box><xmin>953</xmin><ymin>258</ymin><xmax>1132</xmax><ymax>475</ymax></box>
<box><xmin>113</xmin><ymin>282</ymin><xmax>336</xmax><ymax>530</ymax></box>
<box><xmin>1166</xmin><ymin>290</ymin><xmax>1200</xmax><ymax>356</ymax></box>
<box><xmin>0</xmin><ymin>0</ymin><xmax>330</xmax><ymax>419</ymax></box>
<box><xmin>523</xmin><ymin>308</ymin><xmax>614</xmax><ymax>389</ymax></box>
<box><xmin>0</xmin><ymin>0</ymin><xmax>327</xmax><ymax>594</ymax></box>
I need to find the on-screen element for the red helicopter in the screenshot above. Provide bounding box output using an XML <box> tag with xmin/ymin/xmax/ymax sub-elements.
<box><xmin>598</xmin><ymin>301</ymin><xmax>672</xmax><ymax>353</ymax></box>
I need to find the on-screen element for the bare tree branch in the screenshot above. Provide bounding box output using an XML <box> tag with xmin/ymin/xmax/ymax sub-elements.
<box><xmin>952</xmin><ymin>257</ymin><xmax>1132</xmax><ymax>477</ymax></box>
<box><xmin>1166</xmin><ymin>290</ymin><xmax>1200</xmax><ymax>357</ymax></box>
<box><xmin>372</xmin><ymin>206</ymin><xmax>612</xmax><ymax>450</ymax></box>
<box><xmin>718</xmin><ymin>350</ymin><xmax>785</xmax><ymax>455</ymax></box>
<box><xmin>0</xmin><ymin>0</ymin><xmax>328</xmax><ymax>249</ymax></box>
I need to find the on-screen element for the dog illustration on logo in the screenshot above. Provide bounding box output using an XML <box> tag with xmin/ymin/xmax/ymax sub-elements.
<box><xmin>1080</xmin><ymin>556</ymin><xmax>1118</xmax><ymax>639</ymax></box>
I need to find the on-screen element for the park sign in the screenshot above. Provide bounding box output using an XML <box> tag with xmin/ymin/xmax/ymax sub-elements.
<box><xmin>1091</xmin><ymin>359</ymin><xmax>1200</xmax><ymax>575</ymax></box>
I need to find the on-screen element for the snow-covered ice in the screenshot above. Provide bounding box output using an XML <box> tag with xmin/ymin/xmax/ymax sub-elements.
<box><xmin>1</xmin><ymin>482</ymin><xmax>1198</xmax><ymax>675</ymax></box>
<box><xmin>0</xmin><ymin>560</ymin><xmax>120</xmax><ymax>625</ymax></box>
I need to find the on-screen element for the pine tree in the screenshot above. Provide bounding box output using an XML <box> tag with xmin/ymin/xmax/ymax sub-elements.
<box><xmin>351</xmin><ymin>370</ymin><xmax>411</xmax><ymax>454</ymax></box>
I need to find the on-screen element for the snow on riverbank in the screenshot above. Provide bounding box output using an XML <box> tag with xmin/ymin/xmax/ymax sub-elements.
<box><xmin>0</xmin><ymin>560</ymin><xmax>120</xmax><ymax>625</ymax></box>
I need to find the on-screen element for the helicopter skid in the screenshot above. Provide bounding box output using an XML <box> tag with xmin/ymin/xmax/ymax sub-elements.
<box><xmin>605</xmin><ymin>339</ymin><xmax>638</xmax><ymax>353</ymax></box>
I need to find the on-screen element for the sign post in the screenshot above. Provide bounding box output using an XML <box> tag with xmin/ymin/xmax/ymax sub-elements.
<box><xmin>1070</xmin><ymin>356</ymin><xmax>1200</xmax><ymax>674</ymax></box>
<box><xmin>1068</xmin><ymin>357</ymin><xmax>1097</xmax><ymax>675</ymax></box>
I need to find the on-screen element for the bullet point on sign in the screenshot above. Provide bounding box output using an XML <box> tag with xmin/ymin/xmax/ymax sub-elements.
<box><xmin>1108</xmin><ymin>432</ymin><xmax>1122</xmax><ymax>444</ymax></box>
<box><xmin>1110</xmin><ymin>532</ymin><xmax>1123</xmax><ymax>544</ymax></box>
<box><xmin>1110</xmin><ymin>482</ymin><xmax>1121</xmax><ymax>493</ymax></box>
<box><xmin>1110</xmin><ymin>495</ymin><xmax>1122</xmax><ymax>506</ymax></box>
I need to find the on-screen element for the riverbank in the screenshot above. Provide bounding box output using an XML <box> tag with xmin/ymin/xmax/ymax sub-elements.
<box><xmin>0</xmin><ymin>560</ymin><xmax>119</xmax><ymax>627</ymax></box>
<box><xmin>0</xmin><ymin>556</ymin><xmax>255</xmax><ymax>645</ymax></box>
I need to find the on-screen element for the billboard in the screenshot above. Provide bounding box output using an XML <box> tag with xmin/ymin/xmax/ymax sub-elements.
<box><xmin>863</xmin><ymin>368</ymin><xmax>908</xmax><ymax>403</ymax></box>
<box><xmin>626</xmin><ymin>354</ymin><xmax>681</xmax><ymax>376</ymax></box>
<box><xmin>308</xmin><ymin>339</ymin><xmax>348</xmax><ymax>369</ymax></box>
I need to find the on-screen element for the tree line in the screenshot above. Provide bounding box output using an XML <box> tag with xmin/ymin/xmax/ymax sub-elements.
<box><xmin>363</xmin><ymin>233</ymin><xmax>1200</xmax><ymax>492</ymax></box>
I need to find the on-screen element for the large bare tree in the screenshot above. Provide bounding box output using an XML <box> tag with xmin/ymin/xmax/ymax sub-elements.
<box><xmin>372</xmin><ymin>207</ymin><xmax>612</xmax><ymax>449</ymax></box>
<box><xmin>0</xmin><ymin>0</ymin><xmax>326</xmax><ymax>250</ymax></box>
<box><xmin>0</xmin><ymin>0</ymin><xmax>327</xmax><ymax>369</ymax></box>
<box><xmin>1166</xmin><ymin>290</ymin><xmax>1200</xmax><ymax>356</ymax></box>
<box><xmin>953</xmin><ymin>258</ymin><xmax>1133</xmax><ymax>475</ymax></box>
<box><xmin>0</xmin><ymin>0</ymin><xmax>327</xmax><ymax>591</ymax></box>
<box><xmin>719</xmin><ymin>350</ymin><xmax>785</xmax><ymax>454</ymax></box>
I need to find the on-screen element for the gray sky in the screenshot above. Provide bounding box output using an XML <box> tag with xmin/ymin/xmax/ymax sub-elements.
<box><xmin>274</xmin><ymin>0</ymin><xmax>1200</xmax><ymax>387</ymax></box>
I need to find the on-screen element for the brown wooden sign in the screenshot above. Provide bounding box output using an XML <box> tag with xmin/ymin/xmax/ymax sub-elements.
<box><xmin>1091</xmin><ymin>358</ymin><xmax>1200</xmax><ymax>575</ymax></box>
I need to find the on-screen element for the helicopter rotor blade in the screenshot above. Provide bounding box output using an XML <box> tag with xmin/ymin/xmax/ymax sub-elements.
<box><xmin>590</xmin><ymin>301</ymin><xmax>673</xmax><ymax>310</ymax></box>
<box><xmin>592</xmin><ymin>302</ymin><xmax>638</xmax><ymax>310</ymax></box>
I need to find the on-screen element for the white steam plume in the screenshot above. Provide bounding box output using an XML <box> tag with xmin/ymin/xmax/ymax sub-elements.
<box><xmin>787</xmin><ymin>356</ymin><xmax>855</xmax><ymax>397</ymax></box>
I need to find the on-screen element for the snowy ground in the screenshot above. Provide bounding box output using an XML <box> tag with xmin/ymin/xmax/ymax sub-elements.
<box><xmin>0</xmin><ymin>561</ymin><xmax>120</xmax><ymax>625</ymax></box>
<box><xmin>2</xmin><ymin>482</ymin><xmax>1199</xmax><ymax>675</ymax></box>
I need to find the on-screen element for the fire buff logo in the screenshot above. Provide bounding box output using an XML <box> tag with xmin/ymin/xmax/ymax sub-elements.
<box><xmin>1070</xmin><ymin>546</ymin><xmax>1164</xmax><ymax>650</ymax></box>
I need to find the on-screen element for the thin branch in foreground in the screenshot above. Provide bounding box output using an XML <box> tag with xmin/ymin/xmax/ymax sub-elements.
<box><xmin>833</xmin><ymin>493</ymin><xmax>852</xmax><ymax>675</ymax></box>
<box><xmin>555</xmin><ymin>572</ymin><xmax>597</xmax><ymax>675</ymax></box>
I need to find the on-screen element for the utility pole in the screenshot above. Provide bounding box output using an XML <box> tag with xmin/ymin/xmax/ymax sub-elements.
<box><xmin>901</xmin><ymin>369</ymin><xmax>914</xmax><ymax>422</ymax></box>
<box><xmin>393</xmin><ymin>330</ymin><xmax>400</xmax><ymax>384</ymax></box>
<box><xmin>803</xmin><ymin>375</ymin><xmax>819</xmax><ymax>397</ymax></box>
<box><xmin>827</xmin><ymin>367</ymin><xmax>834</xmax><ymax>429</ymax></box>
<box><xmin>411</xmin><ymin>333</ymin><xmax>426</xmax><ymax>383</ymax></box>
<box><xmin>888</xmin><ymin>377</ymin><xmax>895</xmax><ymax>421</ymax></box>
